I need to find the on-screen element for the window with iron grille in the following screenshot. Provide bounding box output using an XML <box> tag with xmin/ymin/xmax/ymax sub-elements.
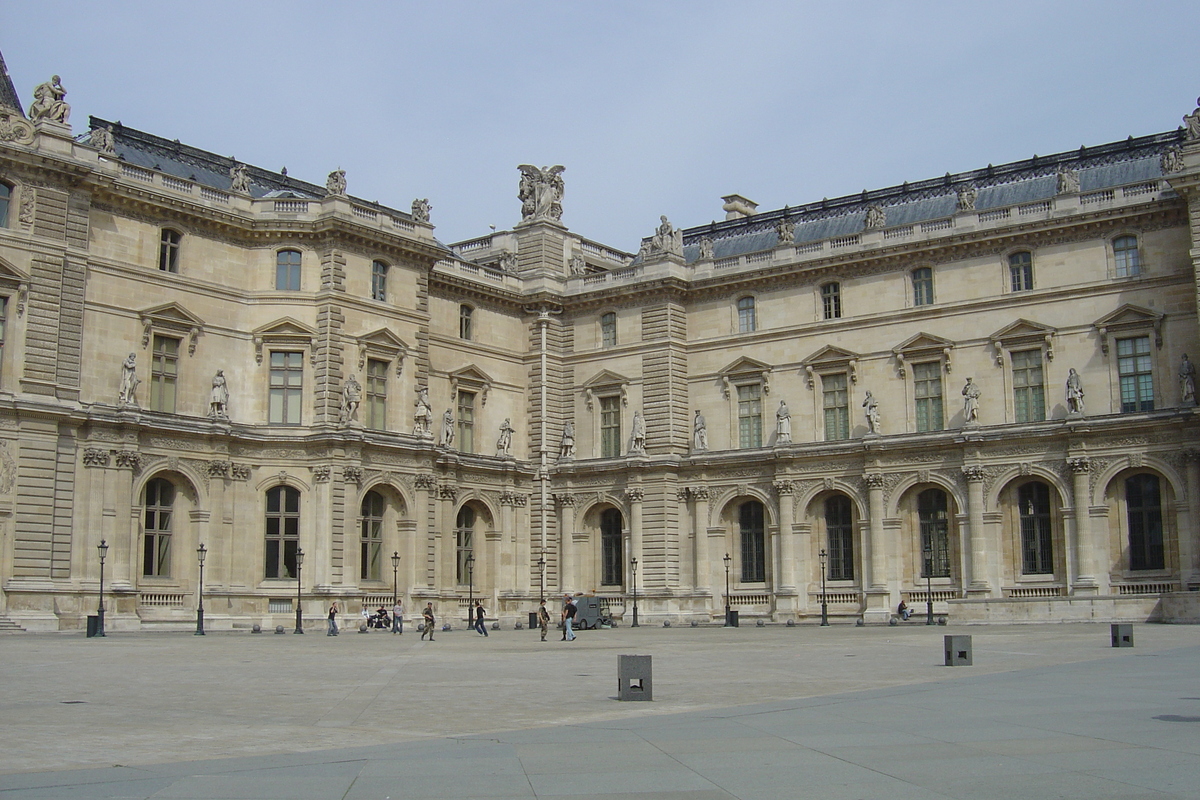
<box><xmin>1126</xmin><ymin>474</ymin><xmax>1164</xmax><ymax>571</ymax></box>
<box><xmin>1018</xmin><ymin>481</ymin><xmax>1053</xmax><ymax>575</ymax></box>
<box><xmin>739</xmin><ymin>501</ymin><xmax>765</xmax><ymax>582</ymax></box>
<box><xmin>825</xmin><ymin>495</ymin><xmax>854</xmax><ymax>581</ymax></box>
<box><xmin>456</xmin><ymin>505</ymin><xmax>475</xmax><ymax>584</ymax></box>
<box><xmin>918</xmin><ymin>488</ymin><xmax>951</xmax><ymax>578</ymax></box>
<box><xmin>601</xmin><ymin>508</ymin><xmax>623</xmax><ymax>587</ymax></box>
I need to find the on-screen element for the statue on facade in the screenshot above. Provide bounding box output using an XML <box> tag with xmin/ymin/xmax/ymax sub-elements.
<box><xmin>411</xmin><ymin>198</ymin><xmax>431</xmax><ymax>223</ymax></box>
<box><xmin>496</xmin><ymin>417</ymin><xmax>514</xmax><ymax>456</ymax></box>
<box><xmin>650</xmin><ymin>215</ymin><xmax>683</xmax><ymax>257</ymax></box>
<box><xmin>413</xmin><ymin>387</ymin><xmax>433</xmax><ymax>436</ymax></box>
<box><xmin>956</xmin><ymin>183</ymin><xmax>976</xmax><ymax>212</ymax></box>
<box><xmin>90</xmin><ymin>125</ymin><xmax>116</xmax><ymax>155</ymax></box>
<box><xmin>776</xmin><ymin>218</ymin><xmax>794</xmax><ymax>245</ymax></box>
<box><xmin>29</xmin><ymin>76</ymin><xmax>70</xmax><ymax>123</ymax></box>
<box><xmin>698</xmin><ymin>236</ymin><xmax>714</xmax><ymax>260</ymax></box>
<box><xmin>1181</xmin><ymin>354</ymin><xmax>1196</xmax><ymax>406</ymax></box>
<box><xmin>341</xmin><ymin>374</ymin><xmax>362</xmax><ymax>423</ymax></box>
<box><xmin>439</xmin><ymin>408</ymin><xmax>455</xmax><ymax>447</ymax></box>
<box><xmin>209</xmin><ymin>369</ymin><xmax>229</xmax><ymax>419</ymax></box>
<box><xmin>1056</xmin><ymin>167</ymin><xmax>1080</xmax><ymax>194</ymax></box>
<box><xmin>863</xmin><ymin>390</ymin><xmax>880</xmax><ymax>434</ymax></box>
<box><xmin>118</xmin><ymin>352</ymin><xmax>139</xmax><ymax>408</ymax></box>
<box><xmin>630</xmin><ymin>410</ymin><xmax>646</xmax><ymax>454</ymax></box>
<box><xmin>962</xmin><ymin>377</ymin><xmax>981</xmax><ymax>423</ymax></box>
<box><xmin>864</xmin><ymin>205</ymin><xmax>886</xmax><ymax>230</ymax></box>
<box><xmin>559</xmin><ymin>421</ymin><xmax>575</xmax><ymax>459</ymax></box>
<box><xmin>569</xmin><ymin>255</ymin><xmax>586</xmax><ymax>276</ymax></box>
<box><xmin>1161</xmin><ymin>146</ymin><xmax>1184</xmax><ymax>174</ymax></box>
<box><xmin>776</xmin><ymin>400</ymin><xmax>792</xmax><ymax>444</ymax></box>
<box><xmin>1065</xmin><ymin>368</ymin><xmax>1085</xmax><ymax>415</ymax></box>
<box><xmin>517</xmin><ymin>164</ymin><xmax>564</xmax><ymax>222</ymax></box>
<box><xmin>1184</xmin><ymin>97</ymin><xmax>1200</xmax><ymax>141</ymax></box>
<box><xmin>325</xmin><ymin>168</ymin><xmax>347</xmax><ymax>197</ymax></box>
<box><xmin>229</xmin><ymin>163</ymin><xmax>250</xmax><ymax>194</ymax></box>
<box><xmin>693</xmin><ymin>410</ymin><xmax>707</xmax><ymax>451</ymax></box>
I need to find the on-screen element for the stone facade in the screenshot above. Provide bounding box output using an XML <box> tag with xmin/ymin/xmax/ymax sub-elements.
<box><xmin>1</xmin><ymin>63</ymin><xmax>1199</xmax><ymax>630</ymax></box>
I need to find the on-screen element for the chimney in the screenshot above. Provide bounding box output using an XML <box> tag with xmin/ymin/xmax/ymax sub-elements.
<box><xmin>721</xmin><ymin>194</ymin><xmax>758</xmax><ymax>220</ymax></box>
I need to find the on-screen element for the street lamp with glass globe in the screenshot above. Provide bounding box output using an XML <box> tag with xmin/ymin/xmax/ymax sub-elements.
<box><xmin>195</xmin><ymin>543</ymin><xmax>207</xmax><ymax>635</ymax></box>
<box><xmin>294</xmin><ymin>547</ymin><xmax>305</xmax><ymax>634</ymax></box>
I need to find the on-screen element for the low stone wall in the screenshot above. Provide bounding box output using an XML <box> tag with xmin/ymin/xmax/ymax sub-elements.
<box><xmin>950</xmin><ymin>593</ymin><xmax>1200</xmax><ymax>624</ymax></box>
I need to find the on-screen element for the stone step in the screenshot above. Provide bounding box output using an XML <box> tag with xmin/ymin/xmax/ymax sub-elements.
<box><xmin>0</xmin><ymin>615</ymin><xmax>26</xmax><ymax>632</ymax></box>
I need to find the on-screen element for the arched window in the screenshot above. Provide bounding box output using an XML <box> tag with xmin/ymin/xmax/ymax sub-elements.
<box><xmin>1114</xmin><ymin>235</ymin><xmax>1141</xmax><ymax>278</ymax></box>
<box><xmin>361</xmin><ymin>491</ymin><xmax>384</xmax><ymax>581</ymax></box>
<box><xmin>739</xmin><ymin>500</ymin><xmax>765</xmax><ymax>582</ymax></box>
<box><xmin>1126</xmin><ymin>474</ymin><xmax>1164</xmax><ymax>571</ymax></box>
<box><xmin>459</xmin><ymin>304</ymin><xmax>474</xmax><ymax>340</ymax></box>
<box><xmin>600</xmin><ymin>312</ymin><xmax>617</xmax><ymax>348</ymax></box>
<box><xmin>601</xmin><ymin>508</ymin><xmax>624</xmax><ymax>586</ymax></box>
<box><xmin>1018</xmin><ymin>482</ymin><xmax>1053</xmax><ymax>575</ymax></box>
<box><xmin>371</xmin><ymin>260</ymin><xmax>388</xmax><ymax>301</ymax></box>
<box><xmin>911</xmin><ymin>267</ymin><xmax>934</xmax><ymax>306</ymax></box>
<box><xmin>737</xmin><ymin>296</ymin><xmax>756</xmax><ymax>333</ymax></box>
<box><xmin>825</xmin><ymin>495</ymin><xmax>854</xmax><ymax>581</ymax></box>
<box><xmin>276</xmin><ymin>249</ymin><xmax>302</xmax><ymax>291</ymax></box>
<box><xmin>1008</xmin><ymin>251</ymin><xmax>1033</xmax><ymax>292</ymax></box>
<box><xmin>0</xmin><ymin>182</ymin><xmax>11</xmax><ymax>227</ymax></box>
<box><xmin>158</xmin><ymin>229</ymin><xmax>181</xmax><ymax>273</ymax></box>
<box><xmin>265</xmin><ymin>486</ymin><xmax>300</xmax><ymax>579</ymax></box>
<box><xmin>456</xmin><ymin>505</ymin><xmax>475</xmax><ymax>584</ymax></box>
<box><xmin>821</xmin><ymin>282</ymin><xmax>841</xmax><ymax>320</ymax></box>
<box><xmin>918</xmin><ymin>488</ymin><xmax>950</xmax><ymax>577</ymax></box>
<box><xmin>143</xmin><ymin>477</ymin><xmax>175</xmax><ymax>577</ymax></box>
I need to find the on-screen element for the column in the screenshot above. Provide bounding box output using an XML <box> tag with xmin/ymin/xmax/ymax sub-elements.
<box><xmin>865</xmin><ymin>473</ymin><xmax>887</xmax><ymax>589</ymax></box>
<box><xmin>690</xmin><ymin>487</ymin><xmax>711</xmax><ymax>595</ymax></box>
<box><xmin>626</xmin><ymin>486</ymin><xmax>644</xmax><ymax>578</ymax></box>
<box><xmin>438</xmin><ymin>484</ymin><xmax>458</xmax><ymax>595</ymax></box>
<box><xmin>1182</xmin><ymin>451</ymin><xmax>1200</xmax><ymax>590</ymax></box>
<box><xmin>556</xmin><ymin>493</ymin><xmax>576</xmax><ymax>591</ymax></box>
<box><xmin>774</xmin><ymin>481</ymin><xmax>796</xmax><ymax>594</ymax></box>
<box><xmin>963</xmin><ymin>466</ymin><xmax>991</xmax><ymax>594</ymax></box>
<box><xmin>1067</xmin><ymin>457</ymin><xmax>1098</xmax><ymax>593</ymax></box>
<box><xmin>412</xmin><ymin>474</ymin><xmax>436</xmax><ymax>591</ymax></box>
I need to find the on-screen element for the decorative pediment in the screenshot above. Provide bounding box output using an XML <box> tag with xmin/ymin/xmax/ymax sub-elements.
<box><xmin>357</xmin><ymin>328</ymin><xmax>409</xmax><ymax>376</ymax></box>
<box><xmin>989</xmin><ymin>319</ymin><xmax>1057</xmax><ymax>365</ymax></box>
<box><xmin>800</xmin><ymin>345</ymin><xmax>859</xmax><ymax>389</ymax></box>
<box><xmin>582</xmin><ymin>369</ymin><xmax>631</xmax><ymax>410</ymax></box>
<box><xmin>449</xmin><ymin>365</ymin><xmax>493</xmax><ymax>405</ymax></box>
<box><xmin>1093</xmin><ymin>304</ymin><xmax>1164</xmax><ymax>354</ymax></box>
<box><xmin>718</xmin><ymin>356</ymin><xmax>772</xmax><ymax>398</ymax></box>
<box><xmin>139</xmin><ymin>302</ymin><xmax>206</xmax><ymax>356</ymax></box>
<box><xmin>892</xmin><ymin>332</ymin><xmax>955</xmax><ymax>377</ymax></box>
<box><xmin>252</xmin><ymin>317</ymin><xmax>318</xmax><ymax>365</ymax></box>
<box><xmin>0</xmin><ymin>259</ymin><xmax>30</xmax><ymax>317</ymax></box>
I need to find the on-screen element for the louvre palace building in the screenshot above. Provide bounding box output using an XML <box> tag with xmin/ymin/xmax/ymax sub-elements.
<box><xmin>2</xmin><ymin>53</ymin><xmax>1199</xmax><ymax>631</ymax></box>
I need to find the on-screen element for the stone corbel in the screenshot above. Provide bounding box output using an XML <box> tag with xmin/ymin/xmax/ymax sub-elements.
<box><xmin>16</xmin><ymin>284</ymin><xmax>26</xmax><ymax>317</ymax></box>
<box><xmin>991</xmin><ymin>339</ymin><xmax>1005</xmax><ymax>366</ymax></box>
<box><xmin>804</xmin><ymin>365</ymin><xmax>815</xmax><ymax>390</ymax></box>
<box><xmin>721</xmin><ymin>376</ymin><xmax>731</xmax><ymax>399</ymax></box>
<box><xmin>1044</xmin><ymin>333</ymin><xmax>1054</xmax><ymax>361</ymax></box>
<box><xmin>585</xmin><ymin>387</ymin><xmax>595</xmax><ymax>410</ymax></box>
<box><xmin>848</xmin><ymin>359</ymin><xmax>858</xmax><ymax>383</ymax></box>
<box><xmin>943</xmin><ymin>347</ymin><xmax>953</xmax><ymax>373</ymax></box>
<box><xmin>893</xmin><ymin>350</ymin><xmax>908</xmax><ymax>378</ymax></box>
<box><xmin>254</xmin><ymin>335</ymin><xmax>264</xmax><ymax>364</ymax></box>
<box><xmin>188</xmin><ymin>327</ymin><xmax>201</xmax><ymax>356</ymax></box>
<box><xmin>142</xmin><ymin>318</ymin><xmax>153</xmax><ymax>348</ymax></box>
<box><xmin>763</xmin><ymin>368</ymin><xmax>771</xmax><ymax>395</ymax></box>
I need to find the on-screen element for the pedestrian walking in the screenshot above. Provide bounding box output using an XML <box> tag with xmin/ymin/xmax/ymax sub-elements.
<box><xmin>327</xmin><ymin>601</ymin><xmax>339</xmax><ymax>636</ymax></box>
<box><xmin>420</xmin><ymin>602</ymin><xmax>435</xmax><ymax>641</ymax></box>
<box><xmin>538</xmin><ymin>601</ymin><xmax>550</xmax><ymax>642</ymax></box>
<box><xmin>561</xmin><ymin>595</ymin><xmax>577</xmax><ymax>641</ymax></box>
<box><xmin>392</xmin><ymin>598</ymin><xmax>404</xmax><ymax>634</ymax></box>
<box><xmin>474</xmin><ymin>600</ymin><xmax>488</xmax><ymax>637</ymax></box>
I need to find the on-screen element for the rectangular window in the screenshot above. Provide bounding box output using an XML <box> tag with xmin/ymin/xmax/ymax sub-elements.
<box><xmin>737</xmin><ymin>297</ymin><xmax>756</xmax><ymax>333</ymax></box>
<box><xmin>0</xmin><ymin>296</ymin><xmax>7</xmax><ymax>380</ymax></box>
<box><xmin>918</xmin><ymin>489</ymin><xmax>951</xmax><ymax>578</ymax></box>
<box><xmin>822</xmin><ymin>373</ymin><xmax>849</xmax><ymax>441</ymax></box>
<box><xmin>457</xmin><ymin>391</ymin><xmax>475</xmax><ymax>454</ymax></box>
<box><xmin>1012</xmin><ymin>349</ymin><xmax>1045</xmax><ymax>422</ymax></box>
<box><xmin>265</xmin><ymin>486</ymin><xmax>300</xmax><ymax>579</ymax></box>
<box><xmin>912</xmin><ymin>268</ymin><xmax>934</xmax><ymax>306</ymax></box>
<box><xmin>1019</xmin><ymin>482</ymin><xmax>1053</xmax><ymax>575</ymax></box>
<box><xmin>1117</xmin><ymin>336</ymin><xmax>1154</xmax><ymax>412</ymax></box>
<box><xmin>365</xmin><ymin>358</ymin><xmax>387</xmax><ymax>430</ymax></box>
<box><xmin>914</xmin><ymin>361</ymin><xmax>943</xmax><ymax>432</ymax></box>
<box><xmin>0</xmin><ymin>184</ymin><xmax>10</xmax><ymax>227</ymax></box>
<box><xmin>276</xmin><ymin>250</ymin><xmax>301</xmax><ymax>291</ymax></box>
<box><xmin>459</xmin><ymin>305</ymin><xmax>473</xmax><ymax>340</ymax></box>
<box><xmin>1008</xmin><ymin>252</ymin><xmax>1033</xmax><ymax>292</ymax></box>
<box><xmin>601</xmin><ymin>312</ymin><xmax>616</xmax><ymax>348</ymax></box>
<box><xmin>360</xmin><ymin>492</ymin><xmax>384</xmax><ymax>582</ymax></box>
<box><xmin>1114</xmin><ymin>236</ymin><xmax>1141</xmax><ymax>278</ymax></box>
<box><xmin>601</xmin><ymin>509</ymin><xmax>623</xmax><ymax>587</ymax></box>
<box><xmin>739</xmin><ymin>502</ymin><xmax>766</xmax><ymax>582</ymax></box>
<box><xmin>1126</xmin><ymin>474</ymin><xmax>1164</xmax><ymax>571</ymax></box>
<box><xmin>737</xmin><ymin>383</ymin><xmax>763</xmax><ymax>448</ymax></box>
<box><xmin>159</xmin><ymin>229</ymin><xmax>181</xmax><ymax>273</ymax></box>
<box><xmin>371</xmin><ymin>260</ymin><xmax>388</xmax><ymax>301</ymax></box>
<box><xmin>269</xmin><ymin>351</ymin><xmax>304</xmax><ymax>424</ymax></box>
<box><xmin>599</xmin><ymin>395</ymin><xmax>621</xmax><ymax>458</ymax></box>
<box><xmin>821</xmin><ymin>283</ymin><xmax>841</xmax><ymax>320</ymax></box>
<box><xmin>825</xmin><ymin>496</ymin><xmax>854</xmax><ymax>581</ymax></box>
<box><xmin>149</xmin><ymin>335</ymin><xmax>179</xmax><ymax>413</ymax></box>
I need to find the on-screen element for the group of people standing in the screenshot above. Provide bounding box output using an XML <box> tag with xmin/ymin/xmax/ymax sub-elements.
<box><xmin>320</xmin><ymin>597</ymin><xmax>580</xmax><ymax>642</ymax></box>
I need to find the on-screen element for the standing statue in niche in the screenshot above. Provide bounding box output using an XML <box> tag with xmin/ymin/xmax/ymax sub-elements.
<box><xmin>1180</xmin><ymin>354</ymin><xmax>1197</xmax><ymax>406</ymax></box>
<box><xmin>496</xmin><ymin>418</ymin><xmax>514</xmax><ymax>456</ymax></box>
<box><xmin>693</xmin><ymin>410</ymin><xmax>707</xmax><ymax>451</ymax></box>
<box><xmin>863</xmin><ymin>390</ymin><xmax>881</xmax><ymax>434</ymax></box>
<box><xmin>29</xmin><ymin>76</ymin><xmax>71</xmax><ymax>123</ymax></box>
<box><xmin>1065</xmin><ymin>368</ymin><xmax>1085</xmax><ymax>415</ymax></box>
<box><xmin>413</xmin><ymin>387</ymin><xmax>433</xmax><ymax>436</ymax></box>
<box><xmin>630</xmin><ymin>410</ymin><xmax>646</xmax><ymax>454</ymax></box>
<box><xmin>650</xmin><ymin>216</ymin><xmax>683</xmax><ymax>257</ymax></box>
<box><xmin>559</xmin><ymin>421</ymin><xmax>575</xmax><ymax>459</ymax></box>
<box><xmin>775</xmin><ymin>400</ymin><xmax>792</xmax><ymax>444</ymax></box>
<box><xmin>517</xmin><ymin>165</ymin><xmax>565</xmax><ymax>222</ymax></box>
<box><xmin>90</xmin><ymin>124</ymin><xmax>116</xmax><ymax>154</ymax></box>
<box><xmin>411</xmin><ymin>198</ymin><xmax>431</xmax><ymax>224</ymax></box>
<box><xmin>325</xmin><ymin>168</ymin><xmax>347</xmax><ymax>197</ymax></box>
<box><xmin>229</xmin><ymin>163</ymin><xmax>250</xmax><ymax>194</ymax></box>
<box><xmin>961</xmin><ymin>377</ymin><xmax>981</xmax><ymax>423</ymax></box>
<box><xmin>439</xmin><ymin>408</ymin><xmax>455</xmax><ymax>447</ymax></box>
<box><xmin>1184</xmin><ymin>97</ymin><xmax>1200</xmax><ymax>141</ymax></box>
<box><xmin>341</xmin><ymin>374</ymin><xmax>362</xmax><ymax>423</ymax></box>
<box><xmin>118</xmin><ymin>352</ymin><xmax>140</xmax><ymax>408</ymax></box>
<box><xmin>209</xmin><ymin>369</ymin><xmax>229</xmax><ymax>419</ymax></box>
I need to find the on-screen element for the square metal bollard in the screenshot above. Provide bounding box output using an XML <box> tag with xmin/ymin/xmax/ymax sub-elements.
<box><xmin>1111</xmin><ymin>623</ymin><xmax>1134</xmax><ymax>647</ymax></box>
<box><xmin>618</xmin><ymin>654</ymin><xmax>653</xmax><ymax>701</ymax></box>
<box><xmin>944</xmin><ymin>634</ymin><xmax>972</xmax><ymax>666</ymax></box>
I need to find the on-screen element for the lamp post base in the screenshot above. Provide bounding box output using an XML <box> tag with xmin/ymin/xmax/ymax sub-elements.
<box><xmin>820</xmin><ymin>603</ymin><xmax>829</xmax><ymax>627</ymax></box>
<box><xmin>294</xmin><ymin>609</ymin><xmax>304</xmax><ymax>634</ymax></box>
<box><xmin>926</xmin><ymin>601</ymin><xmax>935</xmax><ymax>625</ymax></box>
<box><xmin>195</xmin><ymin>608</ymin><xmax>205</xmax><ymax>635</ymax></box>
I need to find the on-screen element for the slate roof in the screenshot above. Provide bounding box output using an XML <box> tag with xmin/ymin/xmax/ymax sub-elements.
<box><xmin>677</xmin><ymin>130</ymin><xmax>1185</xmax><ymax>264</ymax></box>
<box><xmin>0</xmin><ymin>51</ymin><xmax>23</xmax><ymax>114</ymax></box>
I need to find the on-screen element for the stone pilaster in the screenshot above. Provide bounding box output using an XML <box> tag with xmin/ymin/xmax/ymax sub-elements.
<box><xmin>554</xmin><ymin>493</ymin><xmax>576</xmax><ymax>591</ymax></box>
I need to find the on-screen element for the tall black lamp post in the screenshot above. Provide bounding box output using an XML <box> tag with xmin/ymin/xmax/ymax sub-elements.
<box><xmin>195</xmin><ymin>543</ymin><xmax>207</xmax><ymax>636</ymax></box>
<box><xmin>466</xmin><ymin>552</ymin><xmax>475</xmax><ymax>623</ymax></box>
<box><xmin>819</xmin><ymin>548</ymin><xmax>829</xmax><ymax>627</ymax></box>
<box><xmin>391</xmin><ymin>551</ymin><xmax>401</xmax><ymax>606</ymax></box>
<box><xmin>630</xmin><ymin>557</ymin><xmax>639</xmax><ymax>627</ymax></box>
<box><xmin>723</xmin><ymin>552</ymin><xmax>732</xmax><ymax>627</ymax></box>
<box><xmin>97</xmin><ymin>539</ymin><xmax>109</xmax><ymax>637</ymax></box>
<box><xmin>294</xmin><ymin>547</ymin><xmax>305</xmax><ymax>634</ymax></box>
<box><xmin>537</xmin><ymin>550</ymin><xmax>546</xmax><ymax>604</ymax></box>
<box><xmin>924</xmin><ymin>543</ymin><xmax>935</xmax><ymax>625</ymax></box>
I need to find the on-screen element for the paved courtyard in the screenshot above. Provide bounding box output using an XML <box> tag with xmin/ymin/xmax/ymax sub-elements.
<box><xmin>2</xmin><ymin>621</ymin><xmax>1199</xmax><ymax>798</ymax></box>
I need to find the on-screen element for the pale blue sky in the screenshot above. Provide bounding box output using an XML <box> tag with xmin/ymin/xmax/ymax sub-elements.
<box><xmin>3</xmin><ymin>2</ymin><xmax>1197</xmax><ymax>249</ymax></box>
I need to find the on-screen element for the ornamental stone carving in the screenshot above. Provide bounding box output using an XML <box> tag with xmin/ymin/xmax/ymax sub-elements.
<box><xmin>29</xmin><ymin>75</ymin><xmax>71</xmax><ymax>123</ymax></box>
<box><xmin>625</xmin><ymin>487</ymin><xmax>644</xmax><ymax>503</ymax></box>
<box><xmin>206</xmin><ymin>460</ymin><xmax>230</xmax><ymax>478</ymax></box>
<box><xmin>517</xmin><ymin>165</ymin><xmax>564</xmax><ymax>222</ymax></box>
<box><xmin>83</xmin><ymin>448</ymin><xmax>110</xmax><ymax>467</ymax></box>
<box><xmin>863</xmin><ymin>473</ymin><xmax>885</xmax><ymax>489</ymax></box>
<box><xmin>114</xmin><ymin>451</ymin><xmax>142</xmax><ymax>471</ymax></box>
<box><xmin>688</xmin><ymin>486</ymin><xmax>710</xmax><ymax>501</ymax></box>
<box><xmin>230</xmin><ymin>464</ymin><xmax>251</xmax><ymax>481</ymax></box>
<box><xmin>209</xmin><ymin>370</ymin><xmax>229</xmax><ymax>419</ymax></box>
<box><xmin>698</xmin><ymin>236</ymin><xmax>714</xmax><ymax>260</ymax></box>
<box><xmin>864</xmin><ymin>205</ymin><xmax>886</xmax><ymax>230</ymax></box>
<box><xmin>776</xmin><ymin>218</ymin><xmax>794</xmax><ymax>245</ymax></box>
<box><xmin>343</xmin><ymin>466</ymin><xmax>363</xmax><ymax>485</ymax></box>
<box><xmin>1160</xmin><ymin>146</ymin><xmax>1183</xmax><ymax>173</ymax></box>
<box><xmin>962</xmin><ymin>465</ymin><xmax>986</xmax><ymax>482</ymax></box>
<box><xmin>312</xmin><ymin>465</ymin><xmax>331</xmax><ymax>483</ymax></box>
<box><xmin>325</xmin><ymin>168</ymin><xmax>347</xmax><ymax>197</ymax></box>
<box><xmin>1056</xmin><ymin>167</ymin><xmax>1080</xmax><ymax>194</ymax></box>
<box><xmin>118</xmin><ymin>353</ymin><xmax>140</xmax><ymax>408</ymax></box>
<box><xmin>438</xmin><ymin>485</ymin><xmax>458</xmax><ymax>501</ymax></box>
<box><xmin>553</xmin><ymin>493</ymin><xmax>575</xmax><ymax>507</ymax></box>
<box><xmin>0</xmin><ymin>107</ymin><xmax>35</xmax><ymax>144</ymax></box>
<box><xmin>773</xmin><ymin>480</ymin><xmax>794</xmax><ymax>495</ymax></box>
<box><xmin>649</xmin><ymin>216</ymin><xmax>683</xmax><ymax>258</ymax></box>
<box><xmin>956</xmin><ymin>183</ymin><xmax>976</xmax><ymax>212</ymax></box>
<box><xmin>411</xmin><ymin>198</ymin><xmax>431</xmax><ymax>223</ymax></box>
<box><xmin>89</xmin><ymin>124</ymin><xmax>116</xmax><ymax>154</ymax></box>
<box><xmin>501</xmin><ymin>492</ymin><xmax>528</xmax><ymax>507</ymax></box>
<box><xmin>1184</xmin><ymin>97</ymin><xmax>1200</xmax><ymax>141</ymax></box>
<box><xmin>414</xmin><ymin>474</ymin><xmax>438</xmax><ymax>490</ymax></box>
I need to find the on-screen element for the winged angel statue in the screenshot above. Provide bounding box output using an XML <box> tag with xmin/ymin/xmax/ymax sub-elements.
<box><xmin>518</xmin><ymin>165</ymin><xmax>565</xmax><ymax>222</ymax></box>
